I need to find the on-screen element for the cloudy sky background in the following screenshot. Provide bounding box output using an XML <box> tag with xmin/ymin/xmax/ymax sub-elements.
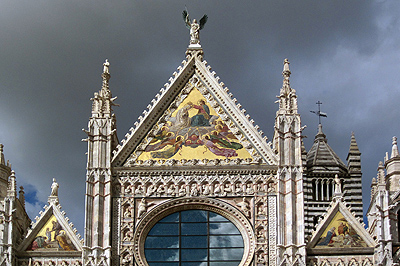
<box><xmin>1</xmin><ymin>1</ymin><xmax>400</xmax><ymax>234</ymax></box>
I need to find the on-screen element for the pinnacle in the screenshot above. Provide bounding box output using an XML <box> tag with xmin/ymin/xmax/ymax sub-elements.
<box><xmin>0</xmin><ymin>143</ymin><xmax>4</xmax><ymax>165</ymax></box>
<box><xmin>282</xmin><ymin>58</ymin><xmax>291</xmax><ymax>78</ymax></box>
<box><xmin>391</xmin><ymin>136</ymin><xmax>399</xmax><ymax>158</ymax></box>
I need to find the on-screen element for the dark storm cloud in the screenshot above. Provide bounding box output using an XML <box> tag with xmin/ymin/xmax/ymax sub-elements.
<box><xmin>0</xmin><ymin>1</ymin><xmax>399</xmax><ymax>233</ymax></box>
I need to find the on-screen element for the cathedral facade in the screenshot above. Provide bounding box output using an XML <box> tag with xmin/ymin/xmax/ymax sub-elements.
<box><xmin>0</xmin><ymin>22</ymin><xmax>400</xmax><ymax>266</ymax></box>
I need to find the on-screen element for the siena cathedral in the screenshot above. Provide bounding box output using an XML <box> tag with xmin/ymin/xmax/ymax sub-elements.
<box><xmin>1</xmin><ymin>17</ymin><xmax>400</xmax><ymax>266</ymax></box>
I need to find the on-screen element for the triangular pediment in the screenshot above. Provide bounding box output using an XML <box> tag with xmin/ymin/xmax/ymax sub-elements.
<box><xmin>308</xmin><ymin>200</ymin><xmax>375</xmax><ymax>251</ymax></box>
<box><xmin>112</xmin><ymin>48</ymin><xmax>277</xmax><ymax>167</ymax></box>
<box><xmin>18</xmin><ymin>201</ymin><xmax>82</xmax><ymax>254</ymax></box>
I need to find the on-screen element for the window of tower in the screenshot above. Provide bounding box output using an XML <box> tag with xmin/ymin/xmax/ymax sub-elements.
<box><xmin>312</xmin><ymin>179</ymin><xmax>317</xmax><ymax>200</ymax></box>
<box><xmin>144</xmin><ymin>210</ymin><xmax>244</xmax><ymax>266</ymax></box>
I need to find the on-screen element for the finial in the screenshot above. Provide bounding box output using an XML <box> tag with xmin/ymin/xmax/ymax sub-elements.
<box><xmin>183</xmin><ymin>10</ymin><xmax>208</xmax><ymax>48</ymax></box>
<box><xmin>103</xmin><ymin>59</ymin><xmax>110</xmax><ymax>74</ymax></box>
<box><xmin>282</xmin><ymin>59</ymin><xmax>291</xmax><ymax>78</ymax></box>
<box><xmin>333</xmin><ymin>174</ymin><xmax>343</xmax><ymax>201</ymax></box>
<box><xmin>48</xmin><ymin>178</ymin><xmax>59</xmax><ymax>205</ymax></box>
<box><xmin>391</xmin><ymin>136</ymin><xmax>399</xmax><ymax>158</ymax></box>
<box><xmin>51</xmin><ymin>178</ymin><xmax>59</xmax><ymax>197</ymax></box>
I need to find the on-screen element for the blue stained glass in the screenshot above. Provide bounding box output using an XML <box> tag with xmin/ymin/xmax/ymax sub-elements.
<box><xmin>209</xmin><ymin>248</ymin><xmax>243</xmax><ymax>261</ymax></box>
<box><xmin>209</xmin><ymin>223</ymin><xmax>239</xmax><ymax>235</ymax></box>
<box><xmin>209</xmin><ymin>235</ymin><xmax>243</xmax><ymax>248</ymax></box>
<box><xmin>144</xmin><ymin>210</ymin><xmax>244</xmax><ymax>265</ymax></box>
<box><xmin>148</xmin><ymin>263</ymin><xmax>179</xmax><ymax>266</ymax></box>
<box><xmin>181</xmin><ymin>248</ymin><xmax>208</xmax><ymax>261</ymax></box>
<box><xmin>209</xmin><ymin>212</ymin><xmax>229</xmax><ymax>222</ymax></box>
<box><xmin>181</xmin><ymin>263</ymin><xmax>209</xmax><ymax>266</ymax></box>
<box><xmin>181</xmin><ymin>223</ymin><xmax>207</xmax><ymax>235</ymax></box>
<box><xmin>148</xmin><ymin>223</ymin><xmax>179</xmax><ymax>236</ymax></box>
<box><xmin>181</xmin><ymin>236</ymin><xmax>207</xmax><ymax>248</ymax></box>
<box><xmin>145</xmin><ymin>236</ymin><xmax>179</xmax><ymax>248</ymax></box>
<box><xmin>181</xmin><ymin>210</ymin><xmax>207</xmax><ymax>222</ymax></box>
<box><xmin>209</xmin><ymin>262</ymin><xmax>241</xmax><ymax>266</ymax></box>
<box><xmin>159</xmin><ymin>213</ymin><xmax>179</xmax><ymax>223</ymax></box>
<box><xmin>145</xmin><ymin>249</ymin><xmax>179</xmax><ymax>261</ymax></box>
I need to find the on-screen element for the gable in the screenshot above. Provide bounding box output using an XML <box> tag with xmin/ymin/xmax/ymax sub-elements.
<box><xmin>112</xmin><ymin>48</ymin><xmax>277</xmax><ymax>167</ymax></box>
<box><xmin>25</xmin><ymin>214</ymin><xmax>78</xmax><ymax>252</ymax></box>
<box><xmin>314</xmin><ymin>211</ymin><xmax>368</xmax><ymax>248</ymax></box>
<box><xmin>308</xmin><ymin>200</ymin><xmax>375</xmax><ymax>251</ymax></box>
<box><xmin>133</xmin><ymin>84</ymin><xmax>253</xmax><ymax>163</ymax></box>
<box><xmin>18</xmin><ymin>203</ymin><xmax>82</xmax><ymax>253</ymax></box>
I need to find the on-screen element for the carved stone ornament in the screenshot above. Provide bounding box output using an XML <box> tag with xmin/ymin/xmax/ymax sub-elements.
<box><xmin>133</xmin><ymin>197</ymin><xmax>256</xmax><ymax>266</ymax></box>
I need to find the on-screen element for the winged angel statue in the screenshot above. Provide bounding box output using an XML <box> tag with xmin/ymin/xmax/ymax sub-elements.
<box><xmin>183</xmin><ymin>10</ymin><xmax>208</xmax><ymax>46</ymax></box>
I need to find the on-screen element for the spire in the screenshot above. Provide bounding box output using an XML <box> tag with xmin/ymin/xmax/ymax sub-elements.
<box><xmin>277</xmin><ymin>59</ymin><xmax>298</xmax><ymax>114</ymax></box>
<box><xmin>91</xmin><ymin>59</ymin><xmax>117</xmax><ymax>117</ymax></box>
<box><xmin>347</xmin><ymin>132</ymin><xmax>361</xmax><ymax>173</ymax></box>
<box><xmin>391</xmin><ymin>136</ymin><xmax>399</xmax><ymax>158</ymax></box>
<box><xmin>348</xmin><ymin>132</ymin><xmax>360</xmax><ymax>154</ymax></box>
<box><xmin>19</xmin><ymin>186</ymin><xmax>25</xmax><ymax>208</ymax></box>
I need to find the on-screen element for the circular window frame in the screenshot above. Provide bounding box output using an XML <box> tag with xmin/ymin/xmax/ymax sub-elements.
<box><xmin>133</xmin><ymin>197</ymin><xmax>256</xmax><ymax>266</ymax></box>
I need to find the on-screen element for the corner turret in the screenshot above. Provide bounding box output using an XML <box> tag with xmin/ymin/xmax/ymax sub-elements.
<box><xmin>83</xmin><ymin>60</ymin><xmax>118</xmax><ymax>266</ymax></box>
<box><xmin>273</xmin><ymin>59</ymin><xmax>305</xmax><ymax>264</ymax></box>
<box><xmin>385</xmin><ymin>136</ymin><xmax>400</xmax><ymax>192</ymax></box>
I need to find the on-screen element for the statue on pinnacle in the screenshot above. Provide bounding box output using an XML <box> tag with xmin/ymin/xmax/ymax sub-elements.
<box><xmin>182</xmin><ymin>10</ymin><xmax>207</xmax><ymax>47</ymax></box>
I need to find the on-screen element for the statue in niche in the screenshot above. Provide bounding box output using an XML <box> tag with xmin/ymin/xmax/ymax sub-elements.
<box><xmin>235</xmin><ymin>197</ymin><xmax>250</xmax><ymax>218</ymax></box>
<box><xmin>182</xmin><ymin>10</ymin><xmax>208</xmax><ymax>45</ymax></box>
<box><xmin>124</xmin><ymin>184</ymin><xmax>132</xmax><ymax>194</ymax></box>
<box><xmin>123</xmin><ymin>230</ymin><xmax>132</xmax><ymax>242</ymax></box>
<box><xmin>167</xmin><ymin>184</ymin><xmax>176</xmax><ymax>196</ymax></box>
<box><xmin>123</xmin><ymin>205</ymin><xmax>132</xmax><ymax>218</ymax></box>
<box><xmin>134</xmin><ymin>184</ymin><xmax>144</xmax><ymax>195</ymax></box>
<box><xmin>156</xmin><ymin>184</ymin><xmax>165</xmax><ymax>196</ymax></box>
<box><xmin>257</xmin><ymin>183</ymin><xmax>265</xmax><ymax>193</ymax></box>
<box><xmin>257</xmin><ymin>204</ymin><xmax>265</xmax><ymax>216</ymax></box>
<box><xmin>190</xmin><ymin>183</ymin><xmax>199</xmax><ymax>196</ymax></box>
<box><xmin>222</xmin><ymin>183</ymin><xmax>232</xmax><ymax>196</ymax></box>
<box><xmin>146</xmin><ymin>184</ymin><xmax>154</xmax><ymax>196</ymax></box>
<box><xmin>235</xmin><ymin>183</ymin><xmax>243</xmax><ymax>194</ymax></box>
<box><xmin>214</xmin><ymin>183</ymin><xmax>221</xmax><ymax>195</ymax></box>
<box><xmin>267</xmin><ymin>182</ymin><xmax>276</xmax><ymax>193</ymax></box>
<box><xmin>121</xmin><ymin>252</ymin><xmax>132</xmax><ymax>266</ymax></box>
<box><xmin>137</xmin><ymin>199</ymin><xmax>149</xmax><ymax>219</ymax></box>
<box><xmin>178</xmin><ymin>184</ymin><xmax>187</xmax><ymax>197</ymax></box>
<box><xmin>246</xmin><ymin>183</ymin><xmax>255</xmax><ymax>195</ymax></box>
<box><xmin>202</xmin><ymin>184</ymin><xmax>210</xmax><ymax>195</ymax></box>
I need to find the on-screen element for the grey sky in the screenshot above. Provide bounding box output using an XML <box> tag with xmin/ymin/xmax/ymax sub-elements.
<box><xmin>0</xmin><ymin>1</ymin><xmax>399</xmax><ymax>234</ymax></box>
